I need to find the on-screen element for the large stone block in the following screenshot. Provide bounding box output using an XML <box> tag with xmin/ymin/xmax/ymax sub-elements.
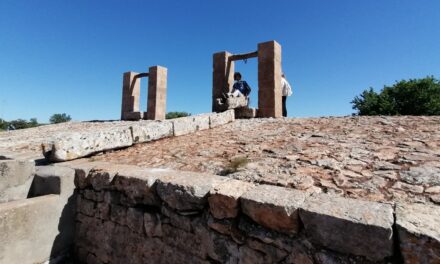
<box><xmin>147</xmin><ymin>66</ymin><xmax>167</xmax><ymax>120</ymax></box>
<box><xmin>396</xmin><ymin>203</ymin><xmax>440</xmax><ymax>264</ymax></box>
<box><xmin>299</xmin><ymin>194</ymin><xmax>394</xmax><ymax>261</ymax></box>
<box><xmin>241</xmin><ymin>184</ymin><xmax>306</xmax><ymax>234</ymax></box>
<box><xmin>0</xmin><ymin>160</ymin><xmax>35</xmax><ymax>203</ymax></box>
<box><xmin>212</xmin><ymin>51</ymin><xmax>234</xmax><ymax>112</ymax></box>
<box><xmin>209</xmin><ymin>109</ymin><xmax>235</xmax><ymax>129</ymax></box>
<box><xmin>258</xmin><ymin>40</ymin><xmax>282</xmax><ymax>118</ymax></box>
<box><xmin>131</xmin><ymin>120</ymin><xmax>173</xmax><ymax>144</ymax></box>
<box><xmin>42</xmin><ymin>126</ymin><xmax>133</xmax><ymax>162</ymax></box>
<box><xmin>121</xmin><ymin>72</ymin><xmax>141</xmax><ymax>120</ymax></box>
<box><xmin>208</xmin><ymin>179</ymin><xmax>253</xmax><ymax>219</ymax></box>
<box><xmin>172</xmin><ymin>114</ymin><xmax>210</xmax><ymax>136</ymax></box>
<box><xmin>0</xmin><ymin>195</ymin><xmax>62</xmax><ymax>264</ymax></box>
<box><xmin>214</xmin><ymin>97</ymin><xmax>248</xmax><ymax>112</ymax></box>
<box><xmin>156</xmin><ymin>171</ymin><xmax>228</xmax><ymax>212</ymax></box>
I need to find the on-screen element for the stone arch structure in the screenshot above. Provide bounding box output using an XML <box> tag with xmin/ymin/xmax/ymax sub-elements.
<box><xmin>121</xmin><ymin>66</ymin><xmax>167</xmax><ymax>121</ymax></box>
<box><xmin>212</xmin><ymin>40</ymin><xmax>282</xmax><ymax>118</ymax></box>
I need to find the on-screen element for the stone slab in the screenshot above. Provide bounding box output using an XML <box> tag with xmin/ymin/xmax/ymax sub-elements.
<box><xmin>209</xmin><ymin>110</ymin><xmax>235</xmax><ymax>129</ymax></box>
<box><xmin>0</xmin><ymin>160</ymin><xmax>35</xmax><ymax>203</ymax></box>
<box><xmin>0</xmin><ymin>195</ymin><xmax>62</xmax><ymax>264</ymax></box>
<box><xmin>172</xmin><ymin>114</ymin><xmax>210</xmax><ymax>137</ymax></box>
<box><xmin>396</xmin><ymin>203</ymin><xmax>440</xmax><ymax>264</ymax></box>
<box><xmin>42</xmin><ymin>126</ymin><xmax>133</xmax><ymax>162</ymax></box>
<box><xmin>131</xmin><ymin>120</ymin><xmax>173</xmax><ymax>143</ymax></box>
<box><xmin>208</xmin><ymin>179</ymin><xmax>253</xmax><ymax>219</ymax></box>
<box><xmin>156</xmin><ymin>171</ymin><xmax>228</xmax><ymax>212</ymax></box>
<box><xmin>241</xmin><ymin>184</ymin><xmax>306</xmax><ymax>234</ymax></box>
<box><xmin>299</xmin><ymin>194</ymin><xmax>394</xmax><ymax>261</ymax></box>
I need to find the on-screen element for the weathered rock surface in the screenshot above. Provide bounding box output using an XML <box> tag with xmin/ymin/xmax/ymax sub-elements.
<box><xmin>172</xmin><ymin>114</ymin><xmax>211</xmax><ymax>136</ymax></box>
<box><xmin>396</xmin><ymin>203</ymin><xmax>440</xmax><ymax>264</ymax></box>
<box><xmin>156</xmin><ymin>171</ymin><xmax>228</xmax><ymax>211</ymax></box>
<box><xmin>209</xmin><ymin>110</ymin><xmax>235</xmax><ymax>128</ymax></box>
<box><xmin>208</xmin><ymin>179</ymin><xmax>253</xmax><ymax>219</ymax></box>
<box><xmin>91</xmin><ymin>116</ymin><xmax>440</xmax><ymax>205</ymax></box>
<box><xmin>300</xmin><ymin>193</ymin><xmax>394</xmax><ymax>261</ymax></box>
<box><xmin>0</xmin><ymin>160</ymin><xmax>35</xmax><ymax>203</ymax></box>
<box><xmin>131</xmin><ymin>120</ymin><xmax>173</xmax><ymax>143</ymax></box>
<box><xmin>241</xmin><ymin>184</ymin><xmax>306</xmax><ymax>234</ymax></box>
<box><xmin>42</xmin><ymin>126</ymin><xmax>133</xmax><ymax>161</ymax></box>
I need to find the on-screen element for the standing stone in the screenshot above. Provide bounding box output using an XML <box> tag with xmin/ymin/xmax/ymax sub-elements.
<box><xmin>258</xmin><ymin>41</ymin><xmax>282</xmax><ymax>118</ymax></box>
<box><xmin>121</xmin><ymin>72</ymin><xmax>140</xmax><ymax>120</ymax></box>
<box><xmin>396</xmin><ymin>203</ymin><xmax>440</xmax><ymax>264</ymax></box>
<box><xmin>213</xmin><ymin>51</ymin><xmax>234</xmax><ymax>112</ymax></box>
<box><xmin>147</xmin><ymin>66</ymin><xmax>167</xmax><ymax>120</ymax></box>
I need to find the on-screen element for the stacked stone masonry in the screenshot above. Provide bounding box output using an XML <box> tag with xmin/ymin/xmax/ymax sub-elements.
<box><xmin>72</xmin><ymin>162</ymin><xmax>440</xmax><ymax>264</ymax></box>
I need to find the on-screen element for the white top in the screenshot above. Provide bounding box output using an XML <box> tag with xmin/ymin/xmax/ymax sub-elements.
<box><xmin>282</xmin><ymin>77</ymin><xmax>293</xmax><ymax>96</ymax></box>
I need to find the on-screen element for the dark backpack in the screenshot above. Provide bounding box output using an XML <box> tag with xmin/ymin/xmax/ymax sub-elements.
<box><xmin>242</xmin><ymin>81</ymin><xmax>251</xmax><ymax>97</ymax></box>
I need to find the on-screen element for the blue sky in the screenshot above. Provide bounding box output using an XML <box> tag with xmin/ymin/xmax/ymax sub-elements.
<box><xmin>1</xmin><ymin>0</ymin><xmax>439</xmax><ymax>122</ymax></box>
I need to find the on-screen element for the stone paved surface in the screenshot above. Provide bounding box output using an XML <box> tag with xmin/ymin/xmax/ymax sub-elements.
<box><xmin>1</xmin><ymin>116</ymin><xmax>440</xmax><ymax>205</ymax></box>
<box><xmin>89</xmin><ymin>116</ymin><xmax>440</xmax><ymax>205</ymax></box>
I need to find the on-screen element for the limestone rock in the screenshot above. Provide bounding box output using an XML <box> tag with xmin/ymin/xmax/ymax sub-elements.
<box><xmin>172</xmin><ymin>114</ymin><xmax>210</xmax><ymax>136</ymax></box>
<box><xmin>0</xmin><ymin>160</ymin><xmax>35</xmax><ymax>203</ymax></box>
<box><xmin>156</xmin><ymin>171</ymin><xmax>228</xmax><ymax>211</ymax></box>
<box><xmin>396</xmin><ymin>203</ymin><xmax>440</xmax><ymax>264</ymax></box>
<box><xmin>131</xmin><ymin>120</ymin><xmax>173</xmax><ymax>143</ymax></box>
<box><xmin>241</xmin><ymin>184</ymin><xmax>306</xmax><ymax>234</ymax></box>
<box><xmin>209</xmin><ymin>110</ymin><xmax>235</xmax><ymax>128</ymax></box>
<box><xmin>400</xmin><ymin>166</ymin><xmax>440</xmax><ymax>186</ymax></box>
<box><xmin>42</xmin><ymin>126</ymin><xmax>133</xmax><ymax>162</ymax></box>
<box><xmin>208</xmin><ymin>179</ymin><xmax>253</xmax><ymax>219</ymax></box>
<box><xmin>299</xmin><ymin>193</ymin><xmax>394</xmax><ymax>261</ymax></box>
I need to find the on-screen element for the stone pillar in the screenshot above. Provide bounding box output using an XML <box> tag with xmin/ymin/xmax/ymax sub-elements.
<box><xmin>121</xmin><ymin>72</ymin><xmax>140</xmax><ymax>120</ymax></box>
<box><xmin>146</xmin><ymin>66</ymin><xmax>167</xmax><ymax>120</ymax></box>
<box><xmin>213</xmin><ymin>51</ymin><xmax>234</xmax><ymax>112</ymax></box>
<box><xmin>258</xmin><ymin>41</ymin><xmax>282</xmax><ymax>118</ymax></box>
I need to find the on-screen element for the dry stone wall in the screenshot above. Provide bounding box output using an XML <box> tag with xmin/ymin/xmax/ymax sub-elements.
<box><xmin>72</xmin><ymin>162</ymin><xmax>440</xmax><ymax>264</ymax></box>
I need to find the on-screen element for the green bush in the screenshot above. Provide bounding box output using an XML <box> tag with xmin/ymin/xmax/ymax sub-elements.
<box><xmin>49</xmin><ymin>113</ymin><xmax>72</xmax><ymax>124</ymax></box>
<box><xmin>352</xmin><ymin>76</ymin><xmax>440</xmax><ymax>115</ymax></box>
<box><xmin>165</xmin><ymin>111</ymin><xmax>191</xmax><ymax>119</ymax></box>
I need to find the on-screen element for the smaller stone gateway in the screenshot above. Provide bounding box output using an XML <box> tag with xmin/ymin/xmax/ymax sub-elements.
<box><xmin>212</xmin><ymin>40</ymin><xmax>282</xmax><ymax>118</ymax></box>
<box><xmin>121</xmin><ymin>66</ymin><xmax>168</xmax><ymax>121</ymax></box>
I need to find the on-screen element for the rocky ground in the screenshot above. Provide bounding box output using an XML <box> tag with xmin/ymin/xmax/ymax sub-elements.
<box><xmin>1</xmin><ymin>116</ymin><xmax>439</xmax><ymax>206</ymax></box>
<box><xmin>88</xmin><ymin>116</ymin><xmax>440</xmax><ymax>206</ymax></box>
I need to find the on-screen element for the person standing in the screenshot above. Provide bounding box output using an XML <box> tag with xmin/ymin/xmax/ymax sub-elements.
<box><xmin>281</xmin><ymin>73</ymin><xmax>293</xmax><ymax>117</ymax></box>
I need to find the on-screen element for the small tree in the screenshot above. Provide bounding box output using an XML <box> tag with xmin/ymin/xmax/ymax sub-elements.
<box><xmin>165</xmin><ymin>111</ymin><xmax>191</xmax><ymax>119</ymax></box>
<box><xmin>352</xmin><ymin>76</ymin><xmax>440</xmax><ymax>115</ymax></box>
<box><xmin>50</xmin><ymin>113</ymin><xmax>72</xmax><ymax>124</ymax></box>
<box><xmin>0</xmin><ymin>118</ymin><xmax>8</xmax><ymax>130</ymax></box>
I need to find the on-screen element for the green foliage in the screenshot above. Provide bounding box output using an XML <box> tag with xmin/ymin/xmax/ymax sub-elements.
<box><xmin>352</xmin><ymin>76</ymin><xmax>440</xmax><ymax>115</ymax></box>
<box><xmin>49</xmin><ymin>113</ymin><xmax>72</xmax><ymax>124</ymax></box>
<box><xmin>165</xmin><ymin>111</ymin><xmax>191</xmax><ymax>119</ymax></box>
<box><xmin>3</xmin><ymin>118</ymin><xmax>40</xmax><ymax>130</ymax></box>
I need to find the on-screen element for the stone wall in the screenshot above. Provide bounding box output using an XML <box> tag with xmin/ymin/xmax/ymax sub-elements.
<box><xmin>72</xmin><ymin>162</ymin><xmax>440</xmax><ymax>264</ymax></box>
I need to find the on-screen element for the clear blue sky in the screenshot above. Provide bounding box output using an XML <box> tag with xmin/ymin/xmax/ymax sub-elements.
<box><xmin>1</xmin><ymin>0</ymin><xmax>439</xmax><ymax>122</ymax></box>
